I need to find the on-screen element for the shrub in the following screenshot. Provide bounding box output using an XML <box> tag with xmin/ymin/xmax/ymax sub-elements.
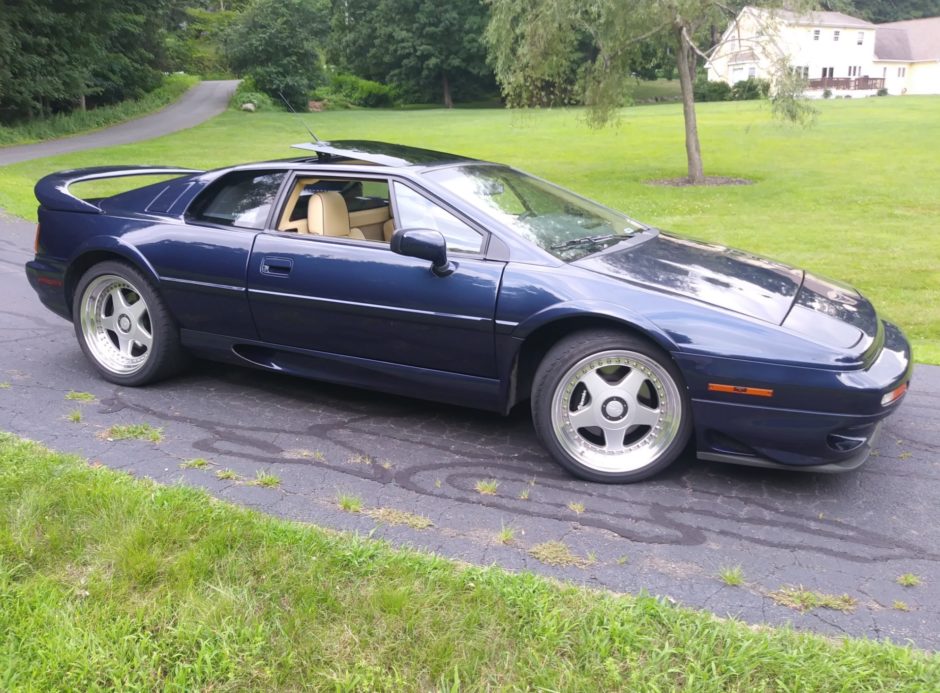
<box><xmin>822</xmin><ymin>89</ymin><xmax>833</xmax><ymax>99</ymax></box>
<box><xmin>326</xmin><ymin>74</ymin><xmax>396</xmax><ymax>108</ymax></box>
<box><xmin>693</xmin><ymin>78</ymin><xmax>732</xmax><ymax>102</ymax></box>
<box><xmin>877</xmin><ymin>87</ymin><xmax>889</xmax><ymax>96</ymax></box>
<box><xmin>230</xmin><ymin>77</ymin><xmax>278</xmax><ymax>111</ymax></box>
<box><xmin>731</xmin><ymin>77</ymin><xmax>771</xmax><ymax>100</ymax></box>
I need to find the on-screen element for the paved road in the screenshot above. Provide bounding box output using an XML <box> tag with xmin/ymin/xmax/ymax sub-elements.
<box><xmin>0</xmin><ymin>80</ymin><xmax>238</xmax><ymax>166</ymax></box>
<box><xmin>1</xmin><ymin>214</ymin><xmax>938</xmax><ymax>648</ymax></box>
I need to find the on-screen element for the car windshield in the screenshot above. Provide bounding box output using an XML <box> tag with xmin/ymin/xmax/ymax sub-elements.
<box><xmin>424</xmin><ymin>165</ymin><xmax>646</xmax><ymax>261</ymax></box>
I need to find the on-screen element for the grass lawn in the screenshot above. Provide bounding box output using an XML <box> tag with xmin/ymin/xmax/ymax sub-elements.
<box><xmin>0</xmin><ymin>74</ymin><xmax>198</xmax><ymax>147</ymax></box>
<box><xmin>1</xmin><ymin>433</ymin><xmax>938</xmax><ymax>690</ymax></box>
<box><xmin>0</xmin><ymin>97</ymin><xmax>937</xmax><ymax>363</ymax></box>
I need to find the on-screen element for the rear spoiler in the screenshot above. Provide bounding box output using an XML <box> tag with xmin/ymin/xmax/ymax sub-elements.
<box><xmin>34</xmin><ymin>166</ymin><xmax>203</xmax><ymax>214</ymax></box>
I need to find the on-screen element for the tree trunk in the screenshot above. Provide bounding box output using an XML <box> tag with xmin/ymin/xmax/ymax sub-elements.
<box><xmin>442</xmin><ymin>72</ymin><xmax>453</xmax><ymax>109</ymax></box>
<box><xmin>674</xmin><ymin>24</ymin><xmax>705</xmax><ymax>184</ymax></box>
<box><xmin>79</xmin><ymin>93</ymin><xmax>86</xmax><ymax>112</ymax></box>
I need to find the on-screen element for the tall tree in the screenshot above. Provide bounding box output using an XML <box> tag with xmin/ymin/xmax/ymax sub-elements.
<box><xmin>224</xmin><ymin>0</ymin><xmax>330</xmax><ymax>109</ymax></box>
<box><xmin>330</xmin><ymin>0</ymin><xmax>494</xmax><ymax>107</ymax></box>
<box><xmin>486</xmin><ymin>0</ymin><xmax>813</xmax><ymax>184</ymax></box>
<box><xmin>850</xmin><ymin>0</ymin><xmax>940</xmax><ymax>22</ymax></box>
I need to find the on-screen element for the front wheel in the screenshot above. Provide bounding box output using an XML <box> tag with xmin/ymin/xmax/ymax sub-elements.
<box><xmin>72</xmin><ymin>260</ymin><xmax>187</xmax><ymax>386</ymax></box>
<box><xmin>531</xmin><ymin>330</ymin><xmax>691</xmax><ymax>483</ymax></box>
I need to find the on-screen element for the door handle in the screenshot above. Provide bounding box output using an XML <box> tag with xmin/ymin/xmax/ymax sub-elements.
<box><xmin>260</xmin><ymin>256</ymin><xmax>293</xmax><ymax>277</ymax></box>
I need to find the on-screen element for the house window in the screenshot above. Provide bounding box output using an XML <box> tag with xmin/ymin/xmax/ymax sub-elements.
<box><xmin>803</xmin><ymin>66</ymin><xmax>809</xmax><ymax>79</ymax></box>
<box><xmin>822</xmin><ymin>67</ymin><xmax>834</xmax><ymax>79</ymax></box>
<box><xmin>833</xmin><ymin>30</ymin><xmax>840</xmax><ymax>42</ymax></box>
<box><xmin>849</xmin><ymin>66</ymin><xmax>854</xmax><ymax>77</ymax></box>
<box><xmin>898</xmin><ymin>66</ymin><xmax>907</xmax><ymax>77</ymax></box>
<box><xmin>748</xmin><ymin>66</ymin><xmax>756</xmax><ymax>78</ymax></box>
<box><xmin>813</xmin><ymin>29</ymin><xmax>820</xmax><ymax>40</ymax></box>
<box><xmin>883</xmin><ymin>67</ymin><xmax>887</xmax><ymax>78</ymax></box>
<box><xmin>857</xmin><ymin>31</ymin><xmax>864</xmax><ymax>45</ymax></box>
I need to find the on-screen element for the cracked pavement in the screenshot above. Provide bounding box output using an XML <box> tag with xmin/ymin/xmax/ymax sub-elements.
<box><xmin>2</xmin><ymin>214</ymin><xmax>938</xmax><ymax>649</ymax></box>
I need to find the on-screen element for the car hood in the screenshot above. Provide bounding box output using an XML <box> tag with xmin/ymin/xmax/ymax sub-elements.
<box><xmin>575</xmin><ymin>231</ymin><xmax>879</xmax><ymax>350</ymax></box>
<box><xmin>575</xmin><ymin>232</ymin><xmax>803</xmax><ymax>324</ymax></box>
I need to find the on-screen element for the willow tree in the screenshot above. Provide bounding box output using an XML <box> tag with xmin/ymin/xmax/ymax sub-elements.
<box><xmin>485</xmin><ymin>0</ymin><xmax>814</xmax><ymax>184</ymax></box>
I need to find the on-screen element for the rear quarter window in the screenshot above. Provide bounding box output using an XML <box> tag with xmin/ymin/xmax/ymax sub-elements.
<box><xmin>188</xmin><ymin>170</ymin><xmax>286</xmax><ymax>229</ymax></box>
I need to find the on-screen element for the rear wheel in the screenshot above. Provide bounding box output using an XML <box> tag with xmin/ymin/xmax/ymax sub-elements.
<box><xmin>72</xmin><ymin>261</ymin><xmax>186</xmax><ymax>386</ymax></box>
<box><xmin>531</xmin><ymin>330</ymin><xmax>691</xmax><ymax>483</ymax></box>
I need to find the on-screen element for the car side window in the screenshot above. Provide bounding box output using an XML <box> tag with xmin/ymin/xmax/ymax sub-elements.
<box><xmin>188</xmin><ymin>170</ymin><xmax>286</xmax><ymax>229</ymax></box>
<box><xmin>393</xmin><ymin>182</ymin><xmax>483</xmax><ymax>254</ymax></box>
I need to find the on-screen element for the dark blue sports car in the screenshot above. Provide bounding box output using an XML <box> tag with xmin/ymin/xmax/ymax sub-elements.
<box><xmin>26</xmin><ymin>140</ymin><xmax>912</xmax><ymax>482</ymax></box>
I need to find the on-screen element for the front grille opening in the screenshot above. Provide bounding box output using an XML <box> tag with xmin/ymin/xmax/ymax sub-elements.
<box><xmin>705</xmin><ymin>431</ymin><xmax>759</xmax><ymax>457</ymax></box>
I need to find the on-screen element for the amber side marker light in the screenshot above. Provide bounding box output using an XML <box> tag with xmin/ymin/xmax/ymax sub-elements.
<box><xmin>34</xmin><ymin>224</ymin><xmax>40</xmax><ymax>253</ymax></box>
<box><xmin>708</xmin><ymin>383</ymin><xmax>774</xmax><ymax>398</ymax></box>
<box><xmin>881</xmin><ymin>382</ymin><xmax>908</xmax><ymax>407</ymax></box>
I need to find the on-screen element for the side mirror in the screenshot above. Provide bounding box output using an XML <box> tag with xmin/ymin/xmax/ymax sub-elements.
<box><xmin>390</xmin><ymin>228</ymin><xmax>455</xmax><ymax>277</ymax></box>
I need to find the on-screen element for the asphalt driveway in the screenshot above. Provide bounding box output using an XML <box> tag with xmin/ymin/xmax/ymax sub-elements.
<box><xmin>0</xmin><ymin>80</ymin><xmax>238</xmax><ymax>166</ymax></box>
<box><xmin>2</xmin><ymin>213</ymin><xmax>939</xmax><ymax>648</ymax></box>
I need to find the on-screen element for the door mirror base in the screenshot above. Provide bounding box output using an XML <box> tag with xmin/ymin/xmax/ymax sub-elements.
<box><xmin>390</xmin><ymin>228</ymin><xmax>455</xmax><ymax>276</ymax></box>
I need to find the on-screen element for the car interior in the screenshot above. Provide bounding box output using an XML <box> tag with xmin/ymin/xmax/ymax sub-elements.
<box><xmin>276</xmin><ymin>178</ymin><xmax>395</xmax><ymax>242</ymax></box>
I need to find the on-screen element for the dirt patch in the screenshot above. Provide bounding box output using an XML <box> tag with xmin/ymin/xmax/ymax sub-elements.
<box><xmin>646</xmin><ymin>176</ymin><xmax>753</xmax><ymax>187</ymax></box>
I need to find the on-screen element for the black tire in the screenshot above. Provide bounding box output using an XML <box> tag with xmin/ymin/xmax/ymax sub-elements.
<box><xmin>72</xmin><ymin>260</ymin><xmax>188</xmax><ymax>386</ymax></box>
<box><xmin>531</xmin><ymin>329</ymin><xmax>692</xmax><ymax>483</ymax></box>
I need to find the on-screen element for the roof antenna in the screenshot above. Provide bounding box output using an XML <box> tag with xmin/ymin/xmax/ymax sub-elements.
<box><xmin>278</xmin><ymin>91</ymin><xmax>319</xmax><ymax>143</ymax></box>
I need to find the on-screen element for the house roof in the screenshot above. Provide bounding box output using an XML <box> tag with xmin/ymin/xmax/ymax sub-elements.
<box><xmin>875</xmin><ymin>17</ymin><xmax>940</xmax><ymax>61</ymax></box>
<box><xmin>772</xmin><ymin>9</ymin><xmax>875</xmax><ymax>29</ymax></box>
<box><xmin>728</xmin><ymin>49</ymin><xmax>758</xmax><ymax>64</ymax></box>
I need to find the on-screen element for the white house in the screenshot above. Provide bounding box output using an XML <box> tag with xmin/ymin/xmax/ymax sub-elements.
<box><xmin>707</xmin><ymin>7</ymin><xmax>940</xmax><ymax>97</ymax></box>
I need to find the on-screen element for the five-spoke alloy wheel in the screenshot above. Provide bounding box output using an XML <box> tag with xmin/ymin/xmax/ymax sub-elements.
<box><xmin>532</xmin><ymin>330</ymin><xmax>691</xmax><ymax>482</ymax></box>
<box><xmin>72</xmin><ymin>261</ymin><xmax>186</xmax><ymax>386</ymax></box>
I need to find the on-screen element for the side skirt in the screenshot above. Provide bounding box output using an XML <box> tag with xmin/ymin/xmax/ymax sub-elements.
<box><xmin>180</xmin><ymin>329</ymin><xmax>505</xmax><ymax>413</ymax></box>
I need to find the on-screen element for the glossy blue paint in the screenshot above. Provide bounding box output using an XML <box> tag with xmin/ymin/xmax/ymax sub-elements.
<box><xmin>26</xmin><ymin>145</ymin><xmax>915</xmax><ymax>473</ymax></box>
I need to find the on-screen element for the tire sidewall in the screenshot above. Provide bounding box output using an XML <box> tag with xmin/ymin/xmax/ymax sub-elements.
<box><xmin>532</xmin><ymin>330</ymin><xmax>692</xmax><ymax>483</ymax></box>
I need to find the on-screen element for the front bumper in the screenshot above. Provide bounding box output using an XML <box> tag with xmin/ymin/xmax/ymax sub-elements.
<box><xmin>681</xmin><ymin>320</ymin><xmax>912</xmax><ymax>472</ymax></box>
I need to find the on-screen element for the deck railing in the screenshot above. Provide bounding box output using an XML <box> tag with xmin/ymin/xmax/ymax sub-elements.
<box><xmin>808</xmin><ymin>77</ymin><xmax>885</xmax><ymax>90</ymax></box>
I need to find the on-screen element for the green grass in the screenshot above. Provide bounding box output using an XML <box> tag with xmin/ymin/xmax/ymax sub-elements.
<box><xmin>65</xmin><ymin>410</ymin><xmax>82</xmax><ymax>424</ymax></box>
<box><xmin>365</xmin><ymin>507</ymin><xmax>434</xmax><ymax>530</ymax></box>
<box><xmin>251</xmin><ymin>470</ymin><xmax>281</xmax><ymax>488</ymax></box>
<box><xmin>719</xmin><ymin>566</ymin><xmax>745</xmax><ymax>587</ymax></box>
<box><xmin>2</xmin><ymin>97</ymin><xmax>939</xmax><ymax>362</ymax></box>
<box><xmin>337</xmin><ymin>493</ymin><xmax>363</xmax><ymax>513</ymax></box>
<box><xmin>179</xmin><ymin>457</ymin><xmax>210</xmax><ymax>470</ymax></box>
<box><xmin>474</xmin><ymin>479</ymin><xmax>499</xmax><ymax>496</ymax></box>
<box><xmin>65</xmin><ymin>391</ymin><xmax>96</xmax><ymax>403</ymax></box>
<box><xmin>529</xmin><ymin>540</ymin><xmax>593</xmax><ymax>568</ymax></box>
<box><xmin>496</xmin><ymin>523</ymin><xmax>515</xmax><ymax>545</ymax></box>
<box><xmin>0</xmin><ymin>74</ymin><xmax>198</xmax><ymax>147</ymax></box>
<box><xmin>770</xmin><ymin>587</ymin><xmax>859</xmax><ymax>613</ymax></box>
<box><xmin>99</xmin><ymin>423</ymin><xmax>162</xmax><ymax>443</ymax></box>
<box><xmin>1</xmin><ymin>433</ymin><xmax>939</xmax><ymax>690</ymax></box>
<box><xmin>897</xmin><ymin>573</ymin><xmax>922</xmax><ymax>587</ymax></box>
<box><xmin>215</xmin><ymin>468</ymin><xmax>241</xmax><ymax>481</ymax></box>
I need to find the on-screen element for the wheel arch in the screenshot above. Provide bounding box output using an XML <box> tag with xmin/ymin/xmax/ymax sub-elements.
<box><xmin>65</xmin><ymin>240</ymin><xmax>160</xmax><ymax>316</ymax></box>
<box><xmin>506</xmin><ymin>310</ymin><xmax>678</xmax><ymax>411</ymax></box>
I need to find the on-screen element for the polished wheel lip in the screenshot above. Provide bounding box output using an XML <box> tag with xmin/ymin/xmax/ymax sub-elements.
<box><xmin>80</xmin><ymin>274</ymin><xmax>152</xmax><ymax>376</ymax></box>
<box><xmin>550</xmin><ymin>349</ymin><xmax>682</xmax><ymax>473</ymax></box>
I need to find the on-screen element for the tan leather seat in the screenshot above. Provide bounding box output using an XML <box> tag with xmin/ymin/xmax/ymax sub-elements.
<box><xmin>383</xmin><ymin>218</ymin><xmax>396</xmax><ymax>241</ymax></box>
<box><xmin>306</xmin><ymin>191</ymin><xmax>365</xmax><ymax>240</ymax></box>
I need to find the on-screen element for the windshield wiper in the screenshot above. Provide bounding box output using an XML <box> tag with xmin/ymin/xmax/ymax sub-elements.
<box><xmin>550</xmin><ymin>232</ymin><xmax>632</xmax><ymax>251</ymax></box>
